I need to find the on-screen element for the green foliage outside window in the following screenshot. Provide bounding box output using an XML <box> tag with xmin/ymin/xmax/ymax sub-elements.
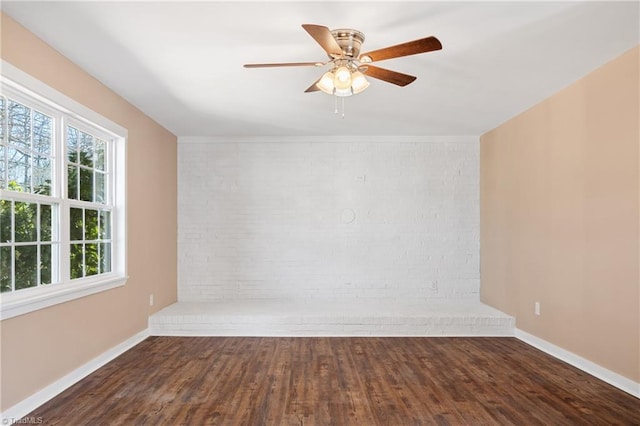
<box><xmin>1</xmin><ymin>178</ymin><xmax>111</xmax><ymax>292</ymax></box>
<box><xmin>0</xmin><ymin>184</ymin><xmax>53</xmax><ymax>293</ymax></box>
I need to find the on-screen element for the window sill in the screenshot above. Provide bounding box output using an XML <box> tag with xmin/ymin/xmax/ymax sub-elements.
<box><xmin>0</xmin><ymin>275</ymin><xmax>128</xmax><ymax>320</ymax></box>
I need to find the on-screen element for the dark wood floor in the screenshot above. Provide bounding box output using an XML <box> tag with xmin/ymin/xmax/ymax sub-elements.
<box><xmin>27</xmin><ymin>337</ymin><xmax>639</xmax><ymax>425</ymax></box>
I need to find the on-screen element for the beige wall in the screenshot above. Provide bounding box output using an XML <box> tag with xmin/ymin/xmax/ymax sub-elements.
<box><xmin>481</xmin><ymin>45</ymin><xmax>639</xmax><ymax>382</ymax></box>
<box><xmin>0</xmin><ymin>14</ymin><xmax>178</xmax><ymax>410</ymax></box>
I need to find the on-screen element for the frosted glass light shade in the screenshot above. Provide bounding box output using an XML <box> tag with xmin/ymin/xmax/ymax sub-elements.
<box><xmin>316</xmin><ymin>71</ymin><xmax>335</xmax><ymax>95</ymax></box>
<box><xmin>351</xmin><ymin>71</ymin><xmax>369</xmax><ymax>94</ymax></box>
<box><xmin>333</xmin><ymin>66</ymin><xmax>352</xmax><ymax>90</ymax></box>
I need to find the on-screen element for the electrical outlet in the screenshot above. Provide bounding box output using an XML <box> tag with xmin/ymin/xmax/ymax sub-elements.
<box><xmin>149</xmin><ymin>294</ymin><xmax>154</xmax><ymax>307</ymax></box>
<box><xmin>534</xmin><ymin>302</ymin><xmax>541</xmax><ymax>316</ymax></box>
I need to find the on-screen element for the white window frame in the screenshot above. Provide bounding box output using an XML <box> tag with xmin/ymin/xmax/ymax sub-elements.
<box><xmin>0</xmin><ymin>61</ymin><xmax>127</xmax><ymax>320</ymax></box>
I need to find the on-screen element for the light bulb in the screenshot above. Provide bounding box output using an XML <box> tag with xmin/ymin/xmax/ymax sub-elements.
<box><xmin>351</xmin><ymin>71</ymin><xmax>370</xmax><ymax>94</ymax></box>
<box><xmin>316</xmin><ymin>71</ymin><xmax>335</xmax><ymax>95</ymax></box>
<box><xmin>333</xmin><ymin>66</ymin><xmax>352</xmax><ymax>91</ymax></box>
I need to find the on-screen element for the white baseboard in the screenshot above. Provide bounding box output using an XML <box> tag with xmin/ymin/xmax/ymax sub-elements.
<box><xmin>515</xmin><ymin>328</ymin><xmax>639</xmax><ymax>398</ymax></box>
<box><xmin>1</xmin><ymin>328</ymin><xmax>150</xmax><ymax>422</ymax></box>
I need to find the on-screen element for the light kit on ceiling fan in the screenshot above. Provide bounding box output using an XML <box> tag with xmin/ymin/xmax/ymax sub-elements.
<box><xmin>244</xmin><ymin>24</ymin><xmax>442</xmax><ymax>115</ymax></box>
<box><xmin>316</xmin><ymin>60</ymin><xmax>370</xmax><ymax>97</ymax></box>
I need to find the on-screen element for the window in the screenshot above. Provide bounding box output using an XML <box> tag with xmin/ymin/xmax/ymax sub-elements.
<box><xmin>66</xmin><ymin>125</ymin><xmax>113</xmax><ymax>279</ymax></box>
<box><xmin>0</xmin><ymin>62</ymin><xmax>127</xmax><ymax>319</ymax></box>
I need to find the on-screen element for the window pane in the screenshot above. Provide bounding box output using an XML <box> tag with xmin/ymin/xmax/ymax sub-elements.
<box><xmin>15</xmin><ymin>244</ymin><xmax>37</xmax><ymax>290</ymax></box>
<box><xmin>85</xmin><ymin>243</ymin><xmax>98</xmax><ymax>276</ymax></box>
<box><xmin>33</xmin><ymin>111</ymin><xmax>52</xmax><ymax>154</ymax></box>
<box><xmin>95</xmin><ymin>171</ymin><xmax>105</xmax><ymax>204</ymax></box>
<box><xmin>99</xmin><ymin>210</ymin><xmax>111</xmax><ymax>239</ymax></box>
<box><xmin>70</xmin><ymin>243</ymin><xmax>83</xmax><ymax>279</ymax></box>
<box><xmin>95</xmin><ymin>139</ymin><xmax>106</xmax><ymax>171</ymax></box>
<box><xmin>0</xmin><ymin>199</ymin><xmax>10</xmax><ymax>242</ymax></box>
<box><xmin>7</xmin><ymin>147</ymin><xmax>30</xmax><ymax>192</ymax></box>
<box><xmin>14</xmin><ymin>201</ymin><xmax>37</xmax><ymax>242</ymax></box>
<box><xmin>0</xmin><ymin>246</ymin><xmax>12</xmax><ymax>292</ymax></box>
<box><xmin>70</xmin><ymin>207</ymin><xmax>83</xmax><ymax>241</ymax></box>
<box><xmin>79</xmin><ymin>131</ymin><xmax>93</xmax><ymax>167</ymax></box>
<box><xmin>100</xmin><ymin>242</ymin><xmax>111</xmax><ymax>273</ymax></box>
<box><xmin>41</xmin><ymin>243</ymin><xmax>52</xmax><ymax>284</ymax></box>
<box><xmin>33</xmin><ymin>155</ymin><xmax>51</xmax><ymax>195</ymax></box>
<box><xmin>41</xmin><ymin>204</ymin><xmax>52</xmax><ymax>241</ymax></box>
<box><xmin>8</xmin><ymin>101</ymin><xmax>31</xmax><ymax>149</ymax></box>
<box><xmin>67</xmin><ymin>165</ymin><xmax>78</xmax><ymax>199</ymax></box>
<box><xmin>67</xmin><ymin>126</ymin><xmax>78</xmax><ymax>163</ymax></box>
<box><xmin>80</xmin><ymin>168</ymin><xmax>93</xmax><ymax>202</ymax></box>
<box><xmin>85</xmin><ymin>209</ymin><xmax>98</xmax><ymax>240</ymax></box>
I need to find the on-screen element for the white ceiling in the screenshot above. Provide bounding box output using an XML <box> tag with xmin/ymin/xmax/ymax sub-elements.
<box><xmin>2</xmin><ymin>1</ymin><xmax>638</xmax><ymax>137</ymax></box>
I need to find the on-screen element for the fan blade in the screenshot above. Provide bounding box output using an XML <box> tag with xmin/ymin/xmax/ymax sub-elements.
<box><xmin>359</xmin><ymin>36</ymin><xmax>442</xmax><ymax>62</ymax></box>
<box><xmin>244</xmin><ymin>62</ymin><xmax>322</xmax><ymax>68</ymax></box>
<box><xmin>302</xmin><ymin>24</ymin><xmax>343</xmax><ymax>58</ymax></box>
<box><xmin>305</xmin><ymin>78</ymin><xmax>321</xmax><ymax>93</ymax></box>
<box><xmin>364</xmin><ymin>65</ymin><xmax>417</xmax><ymax>87</ymax></box>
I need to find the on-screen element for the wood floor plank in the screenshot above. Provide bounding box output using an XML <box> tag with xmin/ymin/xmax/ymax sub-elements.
<box><xmin>23</xmin><ymin>337</ymin><xmax>640</xmax><ymax>425</ymax></box>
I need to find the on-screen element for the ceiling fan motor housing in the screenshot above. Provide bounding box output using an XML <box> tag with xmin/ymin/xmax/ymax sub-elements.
<box><xmin>330</xmin><ymin>29</ymin><xmax>365</xmax><ymax>58</ymax></box>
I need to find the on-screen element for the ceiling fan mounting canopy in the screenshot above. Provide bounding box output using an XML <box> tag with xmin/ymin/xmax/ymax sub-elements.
<box><xmin>330</xmin><ymin>29</ymin><xmax>365</xmax><ymax>58</ymax></box>
<box><xmin>243</xmin><ymin>24</ymin><xmax>442</xmax><ymax>96</ymax></box>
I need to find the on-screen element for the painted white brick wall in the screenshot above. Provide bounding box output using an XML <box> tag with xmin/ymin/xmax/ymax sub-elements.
<box><xmin>178</xmin><ymin>136</ymin><xmax>479</xmax><ymax>302</ymax></box>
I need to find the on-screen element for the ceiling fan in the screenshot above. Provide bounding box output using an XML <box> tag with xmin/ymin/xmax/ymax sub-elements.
<box><xmin>244</xmin><ymin>24</ymin><xmax>442</xmax><ymax>98</ymax></box>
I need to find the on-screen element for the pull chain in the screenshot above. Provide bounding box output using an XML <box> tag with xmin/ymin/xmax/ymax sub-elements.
<box><xmin>332</xmin><ymin>96</ymin><xmax>346</xmax><ymax>118</ymax></box>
